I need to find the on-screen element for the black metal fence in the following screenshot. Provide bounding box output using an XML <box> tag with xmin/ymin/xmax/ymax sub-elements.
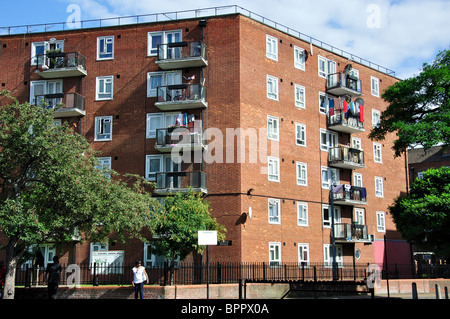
<box><xmin>14</xmin><ymin>262</ymin><xmax>450</xmax><ymax>287</ymax></box>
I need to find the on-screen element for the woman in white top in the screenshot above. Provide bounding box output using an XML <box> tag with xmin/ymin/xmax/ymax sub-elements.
<box><xmin>132</xmin><ymin>260</ymin><xmax>148</xmax><ymax>299</ymax></box>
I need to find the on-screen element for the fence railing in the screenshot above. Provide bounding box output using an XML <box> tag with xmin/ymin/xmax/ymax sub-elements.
<box><xmin>14</xmin><ymin>262</ymin><xmax>450</xmax><ymax>287</ymax></box>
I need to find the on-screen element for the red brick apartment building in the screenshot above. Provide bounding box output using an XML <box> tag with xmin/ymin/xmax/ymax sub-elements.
<box><xmin>0</xmin><ymin>7</ymin><xmax>411</xmax><ymax>269</ymax></box>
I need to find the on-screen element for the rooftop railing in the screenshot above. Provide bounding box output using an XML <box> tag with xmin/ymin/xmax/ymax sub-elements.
<box><xmin>0</xmin><ymin>5</ymin><xmax>395</xmax><ymax>76</ymax></box>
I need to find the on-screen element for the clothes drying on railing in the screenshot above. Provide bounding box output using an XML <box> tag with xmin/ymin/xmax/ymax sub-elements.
<box><xmin>328</xmin><ymin>97</ymin><xmax>364</xmax><ymax>123</ymax></box>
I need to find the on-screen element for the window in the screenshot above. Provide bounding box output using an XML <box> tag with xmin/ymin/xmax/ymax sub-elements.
<box><xmin>266</xmin><ymin>35</ymin><xmax>278</xmax><ymax>61</ymax></box>
<box><xmin>354</xmin><ymin>208</ymin><xmax>365</xmax><ymax>225</ymax></box>
<box><xmin>323</xmin><ymin>244</ymin><xmax>343</xmax><ymax>267</ymax></box>
<box><xmin>295</xmin><ymin>84</ymin><xmax>306</xmax><ymax>108</ymax></box>
<box><xmin>269</xmin><ymin>242</ymin><xmax>281</xmax><ymax>267</ymax></box>
<box><xmin>319</xmin><ymin>92</ymin><xmax>330</xmax><ymax>114</ymax></box>
<box><xmin>146</xmin><ymin>155</ymin><xmax>162</xmax><ymax>181</ymax></box>
<box><xmin>31</xmin><ymin>40</ymin><xmax>64</xmax><ymax>65</ymax></box>
<box><xmin>96</xmin><ymin>157</ymin><xmax>112</xmax><ymax>178</ymax></box>
<box><xmin>372</xmin><ymin>109</ymin><xmax>381</xmax><ymax>128</ymax></box>
<box><xmin>318</xmin><ymin>55</ymin><xmax>336</xmax><ymax>78</ymax></box>
<box><xmin>144</xmin><ymin>242</ymin><xmax>180</xmax><ymax>267</ymax></box>
<box><xmin>30</xmin><ymin>80</ymin><xmax>63</xmax><ymax>106</ymax></box>
<box><xmin>148</xmin><ymin>30</ymin><xmax>182</xmax><ymax>57</ymax></box>
<box><xmin>146</xmin><ymin>112</ymin><xmax>179</xmax><ymax>138</ymax></box>
<box><xmin>377</xmin><ymin>211</ymin><xmax>386</xmax><ymax>232</ymax></box>
<box><xmin>371</xmin><ymin>76</ymin><xmax>380</xmax><ymax>97</ymax></box>
<box><xmin>96</xmin><ymin>76</ymin><xmax>114</xmax><ymax>100</ymax></box>
<box><xmin>353</xmin><ymin>172</ymin><xmax>363</xmax><ymax>187</ymax></box>
<box><xmin>321</xmin><ymin>166</ymin><xmax>339</xmax><ymax>189</ymax></box>
<box><xmin>294</xmin><ymin>46</ymin><xmax>306</xmax><ymax>70</ymax></box>
<box><xmin>298</xmin><ymin>243</ymin><xmax>309</xmax><ymax>266</ymax></box>
<box><xmin>267</xmin><ymin>75</ymin><xmax>279</xmax><ymax>101</ymax></box>
<box><xmin>97</xmin><ymin>36</ymin><xmax>114</xmax><ymax>60</ymax></box>
<box><xmin>320</xmin><ymin>129</ymin><xmax>338</xmax><ymax>152</ymax></box>
<box><xmin>373</xmin><ymin>143</ymin><xmax>382</xmax><ymax>163</ymax></box>
<box><xmin>296</xmin><ymin>162</ymin><xmax>308</xmax><ymax>186</ymax></box>
<box><xmin>268</xmin><ymin>157</ymin><xmax>280</xmax><ymax>182</ymax></box>
<box><xmin>94</xmin><ymin>116</ymin><xmax>113</xmax><ymax>141</ymax></box>
<box><xmin>375</xmin><ymin>176</ymin><xmax>384</xmax><ymax>197</ymax></box>
<box><xmin>297</xmin><ymin>202</ymin><xmax>308</xmax><ymax>226</ymax></box>
<box><xmin>268</xmin><ymin>198</ymin><xmax>280</xmax><ymax>224</ymax></box>
<box><xmin>295</xmin><ymin>123</ymin><xmax>306</xmax><ymax>147</ymax></box>
<box><xmin>147</xmin><ymin>70</ymin><xmax>182</xmax><ymax>97</ymax></box>
<box><xmin>352</xmin><ymin>137</ymin><xmax>362</xmax><ymax>150</ymax></box>
<box><xmin>322</xmin><ymin>205</ymin><xmax>341</xmax><ymax>228</ymax></box>
<box><xmin>267</xmin><ymin>115</ymin><xmax>279</xmax><ymax>141</ymax></box>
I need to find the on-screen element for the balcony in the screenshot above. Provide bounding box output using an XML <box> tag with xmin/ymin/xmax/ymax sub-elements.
<box><xmin>34</xmin><ymin>93</ymin><xmax>85</xmax><ymax>117</ymax></box>
<box><xmin>328</xmin><ymin>108</ymin><xmax>365</xmax><ymax>134</ymax></box>
<box><xmin>335</xmin><ymin>224</ymin><xmax>373</xmax><ymax>244</ymax></box>
<box><xmin>156</xmin><ymin>41</ymin><xmax>207</xmax><ymax>70</ymax></box>
<box><xmin>329</xmin><ymin>145</ymin><xmax>365</xmax><ymax>170</ymax></box>
<box><xmin>332</xmin><ymin>185</ymin><xmax>367</xmax><ymax>206</ymax></box>
<box><xmin>155</xmin><ymin>84</ymin><xmax>207</xmax><ymax>110</ymax></box>
<box><xmin>154</xmin><ymin>171</ymin><xmax>207</xmax><ymax>195</ymax></box>
<box><xmin>326</xmin><ymin>72</ymin><xmax>362</xmax><ymax>97</ymax></box>
<box><xmin>35</xmin><ymin>52</ymin><xmax>87</xmax><ymax>78</ymax></box>
<box><xmin>155</xmin><ymin>127</ymin><xmax>206</xmax><ymax>152</ymax></box>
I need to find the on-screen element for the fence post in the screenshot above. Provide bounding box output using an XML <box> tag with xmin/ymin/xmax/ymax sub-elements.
<box><xmin>412</xmin><ymin>282</ymin><xmax>418</xmax><ymax>299</ymax></box>
<box><xmin>445</xmin><ymin>286</ymin><xmax>448</xmax><ymax>299</ymax></box>
<box><xmin>217</xmin><ymin>262</ymin><xmax>221</xmax><ymax>284</ymax></box>
<box><xmin>92</xmin><ymin>262</ymin><xmax>98</xmax><ymax>286</ymax></box>
<box><xmin>262</xmin><ymin>262</ymin><xmax>266</xmax><ymax>281</ymax></box>
<box><xmin>313</xmin><ymin>266</ymin><xmax>317</xmax><ymax>282</ymax></box>
<box><xmin>435</xmin><ymin>284</ymin><xmax>441</xmax><ymax>299</ymax></box>
<box><xmin>163</xmin><ymin>261</ymin><xmax>169</xmax><ymax>286</ymax></box>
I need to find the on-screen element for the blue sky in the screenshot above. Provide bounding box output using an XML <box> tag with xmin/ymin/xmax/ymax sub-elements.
<box><xmin>1</xmin><ymin>0</ymin><xmax>449</xmax><ymax>79</ymax></box>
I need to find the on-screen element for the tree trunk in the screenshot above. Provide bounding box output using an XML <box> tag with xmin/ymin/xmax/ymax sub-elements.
<box><xmin>3</xmin><ymin>237</ymin><xmax>21</xmax><ymax>299</ymax></box>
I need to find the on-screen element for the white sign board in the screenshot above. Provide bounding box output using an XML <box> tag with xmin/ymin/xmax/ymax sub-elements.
<box><xmin>91</xmin><ymin>250</ymin><xmax>124</xmax><ymax>274</ymax></box>
<box><xmin>198</xmin><ymin>231</ymin><xmax>218</xmax><ymax>246</ymax></box>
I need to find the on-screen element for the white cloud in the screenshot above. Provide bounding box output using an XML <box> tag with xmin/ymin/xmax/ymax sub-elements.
<box><xmin>66</xmin><ymin>0</ymin><xmax>450</xmax><ymax>79</ymax></box>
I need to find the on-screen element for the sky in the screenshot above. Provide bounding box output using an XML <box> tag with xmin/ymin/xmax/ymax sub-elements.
<box><xmin>0</xmin><ymin>0</ymin><xmax>449</xmax><ymax>80</ymax></box>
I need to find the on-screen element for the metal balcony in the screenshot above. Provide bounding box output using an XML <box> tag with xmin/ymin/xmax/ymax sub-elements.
<box><xmin>154</xmin><ymin>171</ymin><xmax>207</xmax><ymax>195</ymax></box>
<box><xmin>35</xmin><ymin>52</ymin><xmax>87</xmax><ymax>78</ymax></box>
<box><xmin>326</xmin><ymin>72</ymin><xmax>362</xmax><ymax>97</ymax></box>
<box><xmin>327</xmin><ymin>108</ymin><xmax>365</xmax><ymax>134</ymax></box>
<box><xmin>334</xmin><ymin>223</ymin><xmax>373</xmax><ymax>243</ymax></box>
<box><xmin>155</xmin><ymin>83</ymin><xmax>207</xmax><ymax>110</ymax></box>
<box><xmin>332</xmin><ymin>185</ymin><xmax>367</xmax><ymax>206</ymax></box>
<box><xmin>155</xmin><ymin>127</ymin><xmax>206</xmax><ymax>152</ymax></box>
<box><xmin>156</xmin><ymin>41</ymin><xmax>207</xmax><ymax>70</ymax></box>
<box><xmin>34</xmin><ymin>92</ymin><xmax>85</xmax><ymax>117</ymax></box>
<box><xmin>329</xmin><ymin>145</ymin><xmax>365</xmax><ymax>170</ymax></box>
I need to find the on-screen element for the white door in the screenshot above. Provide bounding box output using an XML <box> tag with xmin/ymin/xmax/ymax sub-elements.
<box><xmin>165</xmin><ymin>31</ymin><xmax>182</xmax><ymax>59</ymax></box>
<box><xmin>46</xmin><ymin>80</ymin><xmax>63</xmax><ymax>107</ymax></box>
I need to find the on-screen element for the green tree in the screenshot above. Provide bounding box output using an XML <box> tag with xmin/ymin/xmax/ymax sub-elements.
<box><xmin>369</xmin><ymin>49</ymin><xmax>450</xmax><ymax>157</ymax></box>
<box><xmin>0</xmin><ymin>91</ymin><xmax>157</xmax><ymax>299</ymax></box>
<box><xmin>150</xmin><ymin>190</ymin><xmax>226</xmax><ymax>263</ymax></box>
<box><xmin>389</xmin><ymin>167</ymin><xmax>450</xmax><ymax>258</ymax></box>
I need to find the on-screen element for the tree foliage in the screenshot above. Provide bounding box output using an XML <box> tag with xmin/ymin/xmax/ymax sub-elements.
<box><xmin>389</xmin><ymin>167</ymin><xmax>450</xmax><ymax>258</ymax></box>
<box><xmin>0</xmin><ymin>91</ymin><xmax>157</xmax><ymax>298</ymax></box>
<box><xmin>369</xmin><ymin>49</ymin><xmax>450</xmax><ymax>156</ymax></box>
<box><xmin>150</xmin><ymin>190</ymin><xmax>226</xmax><ymax>262</ymax></box>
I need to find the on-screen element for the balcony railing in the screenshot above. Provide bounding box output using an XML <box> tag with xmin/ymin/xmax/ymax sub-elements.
<box><xmin>155</xmin><ymin>171</ymin><xmax>207</xmax><ymax>194</ymax></box>
<box><xmin>328</xmin><ymin>108</ymin><xmax>364</xmax><ymax>134</ymax></box>
<box><xmin>156</xmin><ymin>41</ymin><xmax>207</xmax><ymax>69</ymax></box>
<box><xmin>155</xmin><ymin>83</ymin><xmax>207</xmax><ymax>110</ymax></box>
<box><xmin>335</xmin><ymin>223</ymin><xmax>372</xmax><ymax>243</ymax></box>
<box><xmin>35</xmin><ymin>52</ymin><xmax>87</xmax><ymax>78</ymax></box>
<box><xmin>155</xmin><ymin>127</ymin><xmax>206</xmax><ymax>152</ymax></box>
<box><xmin>332</xmin><ymin>185</ymin><xmax>367</xmax><ymax>206</ymax></box>
<box><xmin>329</xmin><ymin>145</ymin><xmax>365</xmax><ymax>170</ymax></box>
<box><xmin>34</xmin><ymin>92</ymin><xmax>85</xmax><ymax>117</ymax></box>
<box><xmin>326</xmin><ymin>72</ymin><xmax>362</xmax><ymax>97</ymax></box>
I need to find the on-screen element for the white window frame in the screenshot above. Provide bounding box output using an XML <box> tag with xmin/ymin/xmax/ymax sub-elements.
<box><xmin>146</xmin><ymin>112</ymin><xmax>180</xmax><ymax>138</ymax></box>
<box><xmin>266</xmin><ymin>35</ymin><xmax>278</xmax><ymax>61</ymax></box>
<box><xmin>321</xmin><ymin>166</ymin><xmax>339</xmax><ymax>189</ymax></box>
<box><xmin>268</xmin><ymin>156</ymin><xmax>280</xmax><ymax>182</ymax></box>
<box><xmin>147</xmin><ymin>70</ymin><xmax>182</xmax><ymax>98</ymax></box>
<box><xmin>94</xmin><ymin>116</ymin><xmax>113</xmax><ymax>141</ymax></box>
<box><xmin>297</xmin><ymin>202</ymin><xmax>308</xmax><ymax>227</ymax></box>
<box><xmin>354</xmin><ymin>208</ymin><xmax>365</xmax><ymax>225</ymax></box>
<box><xmin>319</xmin><ymin>92</ymin><xmax>329</xmax><ymax>114</ymax></box>
<box><xmin>323</xmin><ymin>244</ymin><xmax>343</xmax><ymax>267</ymax></box>
<box><xmin>268</xmin><ymin>198</ymin><xmax>281</xmax><ymax>224</ymax></box>
<box><xmin>145</xmin><ymin>154</ymin><xmax>163</xmax><ymax>181</ymax></box>
<box><xmin>296</xmin><ymin>162</ymin><xmax>308</xmax><ymax>186</ymax></box>
<box><xmin>318</xmin><ymin>55</ymin><xmax>336</xmax><ymax>78</ymax></box>
<box><xmin>31</xmin><ymin>40</ymin><xmax>64</xmax><ymax>65</ymax></box>
<box><xmin>371</xmin><ymin>76</ymin><xmax>380</xmax><ymax>97</ymax></box>
<box><xmin>295</xmin><ymin>123</ymin><xmax>306</xmax><ymax>147</ymax></box>
<box><xmin>97</xmin><ymin>36</ymin><xmax>114</xmax><ymax>60</ymax></box>
<box><xmin>96</xmin><ymin>157</ymin><xmax>112</xmax><ymax>178</ymax></box>
<box><xmin>269</xmin><ymin>242</ymin><xmax>281</xmax><ymax>267</ymax></box>
<box><xmin>377</xmin><ymin>211</ymin><xmax>386</xmax><ymax>232</ymax></box>
<box><xmin>352</xmin><ymin>137</ymin><xmax>362</xmax><ymax>150</ymax></box>
<box><xmin>373</xmin><ymin>142</ymin><xmax>382</xmax><ymax>163</ymax></box>
<box><xmin>294</xmin><ymin>46</ymin><xmax>306</xmax><ymax>71</ymax></box>
<box><xmin>353</xmin><ymin>172</ymin><xmax>363</xmax><ymax>187</ymax></box>
<box><xmin>320</xmin><ymin>129</ymin><xmax>338</xmax><ymax>152</ymax></box>
<box><xmin>30</xmin><ymin>79</ymin><xmax>63</xmax><ymax>105</ymax></box>
<box><xmin>96</xmin><ymin>75</ymin><xmax>114</xmax><ymax>100</ymax></box>
<box><xmin>372</xmin><ymin>109</ymin><xmax>381</xmax><ymax>128</ymax></box>
<box><xmin>267</xmin><ymin>115</ymin><xmax>279</xmax><ymax>141</ymax></box>
<box><xmin>148</xmin><ymin>30</ymin><xmax>182</xmax><ymax>57</ymax></box>
<box><xmin>267</xmin><ymin>75</ymin><xmax>279</xmax><ymax>101</ymax></box>
<box><xmin>295</xmin><ymin>84</ymin><xmax>306</xmax><ymax>109</ymax></box>
<box><xmin>298</xmin><ymin>243</ymin><xmax>310</xmax><ymax>266</ymax></box>
<box><xmin>375</xmin><ymin>176</ymin><xmax>384</xmax><ymax>197</ymax></box>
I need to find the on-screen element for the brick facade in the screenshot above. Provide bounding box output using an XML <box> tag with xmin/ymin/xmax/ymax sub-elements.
<box><xmin>0</xmin><ymin>12</ymin><xmax>410</xmax><ymax>268</ymax></box>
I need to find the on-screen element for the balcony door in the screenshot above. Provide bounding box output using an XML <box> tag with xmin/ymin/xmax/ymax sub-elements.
<box><xmin>30</xmin><ymin>80</ymin><xmax>63</xmax><ymax>106</ymax></box>
<box><xmin>165</xmin><ymin>31</ymin><xmax>182</xmax><ymax>59</ymax></box>
<box><xmin>164</xmin><ymin>155</ymin><xmax>181</xmax><ymax>189</ymax></box>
